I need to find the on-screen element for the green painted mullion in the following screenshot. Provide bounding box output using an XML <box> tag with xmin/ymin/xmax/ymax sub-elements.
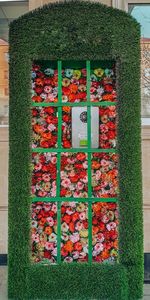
<box><xmin>56</xmin><ymin>60</ymin><xmax>62</xmax><ymax>264</ymax></box>
<box><xmin>31</xmin><ymin>197</ymin><xmax>118</xmax><ymax>203</ymax></box>
<box><xmin>32</xmin><ymin>148</ymin><xmax>118</xmax><ymax>153</ymax></box>
<box><xmin>32</xmin><ymin>101</ymin><xmax>117</xmax><ymax>107</ymax></box>
<box><xmin>86</xmin><ymin>60</ymin><xmax>92</xmax><ymax>263</ymax></box>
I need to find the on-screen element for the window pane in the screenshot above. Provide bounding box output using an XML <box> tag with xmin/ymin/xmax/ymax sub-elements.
<box><xmin>90</xmin><ymin>63</ymin><xmax>116</xmax><ymax>103</ymax></box>
<box><xmin>32</xmin><ymin>62</ymin><xmax>58</xmax><ymax>103</ymax></box>
<box><xmin>92</xmin><ymin>202</ymin><xmax>118</xmax><ymax>262</ymax></box>
<box><xmin>62</xmin><ymin>66</ymin><xmax>86</xmax><ymax>103</ymax></box>
<box><xmin>91</xmin><ymin>152</ymin><xmax>118</xmax><ymax>198</ymax></box>
<box><xmin>129</xmin><ymin>4</ymin><xmax>150</xmax><ymax>117</ymax></box>
<box><xmin>32</xmin><ymin>152</ymin><xmax>57</xmax><ymax>197</ymax></box>
<box><xmin>32</xmin><ymin>106</ymin><xmax>58</xmax><ymax>148</ymax></box>
<box><xmin>61</xmin><ymin>201</ymin><xmax>88</xmax><ymax>262</ymax></box>
<box><xmin>60</xmin><ymin>152</ymin><xmax>88</xmax><ymax>198</ymax></box>
<box><xmin>31</xmin><ymin>201</ymin><xmax>57</xmax><ymax>264</ymax></box>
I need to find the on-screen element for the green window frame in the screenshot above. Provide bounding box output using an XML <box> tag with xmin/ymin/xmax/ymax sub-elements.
<box><xmin>31</xmin><ymin>60</ymin><xmax>118</xmax><ymax>264</ymax></box>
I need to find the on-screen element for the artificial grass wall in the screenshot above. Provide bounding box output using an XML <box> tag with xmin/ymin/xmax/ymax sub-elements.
<box><xmin>9</xmin><ymin>1</ymin><xmax>143</xmax><ymax>299</ymax></box>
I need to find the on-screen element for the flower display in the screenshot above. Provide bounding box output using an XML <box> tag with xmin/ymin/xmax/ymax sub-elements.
<box><xmin>31</xmin><ymin>202</ymin><xmax>57</xmax><ymax>263</ymax></box>
<box><xmin>32</xmin><ymin>64</ymin><xmax>58</xmax><ymax>103</ymax></box>
<box><xmin>99</xmin><ymin>106</ymin><xmax>117</xmax><ymax>148</ymax></box>
<box><xmin>61</xmin><ymin>202</ymin><xmax>88</xmax><ymax>262</ymax></box>
<box><xmin>92</xmin><ymin>202</ymin><xmax>118</xmax><ymax>262</ymax></box>
<box><xmin>60</xmin><ymin>152</ymin><xmax>88</xmax><ymax>198</ymax></box>
<box><xmin>90</xmin><ymin>67</ymin><xmax>116</xmax><ymax>102</ymax></box>
<box><xmin>32</xmin><ymin>107</ymin><xmax>58</xmax><ymax>148</ymax></box>
<box><xmin>32</xmin><ymin>152</ymin><xmax>57</xmax><ymax>197</ymax></box>
<box><xmin>62</xmin><ymin>106</ymin><xmax>72</xmax><ymax>148</ymax></box>
<box><xmin>62</xmin><ymin>68</ymin><xmax>86</xmax><ymax>102</ymax></box>
<box><xmin>91</xmin><ymin>153</ymin><xmax>118</xmax><ymax>197</ymax></box>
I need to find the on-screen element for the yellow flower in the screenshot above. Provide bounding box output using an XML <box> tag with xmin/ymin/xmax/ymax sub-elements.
<box><xmin>79</xmin><ymin>229</ymin><xmax>88</xmax><ymax>238</ymax></box>
<box><xmin>62</xmin><ymin>77</ymin><xmax>70</xmax><ymax>87</ymax></box>
<box><xmin>73</xmin><ymin>70</ymin><xmax>81</xmax><ymax>80</ymax></box>
<box><xmin>76</xmin><ymin>203</ymin><xmax>85</xmax><ymax>212</ymax></box>
<box><xmin>94</xmin><ymin>68</ymin><xmax>104</xmax><ymax>78</ymax></box>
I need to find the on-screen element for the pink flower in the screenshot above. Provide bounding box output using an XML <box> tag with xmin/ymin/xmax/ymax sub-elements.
<box><xmin>61</xmin><ymin>178</ymin><xmax>71</xmax><ymax>188</ymax></box>
<box><xmin>47</xmin><ymin>93</ymin><xmax>55</xmax><ymax>102</ymax></box>
<box><xmin>44</xmin><ymin>86</ymin><xmax>52</xmax><ymax>93</ymax></box>
<box><xmin>32</xmin><ymin>234</ymin><xmax>40</xmax><ymax>243</ymax></box>
<box><xmin>79</xmin><ymin>212</ymin><xmax>86</xmax><ymax>221</ymax></box>
<box><xmin>45</xmin><ymin>242</ymin><xmax>54</xmax><ymax>251</ymax></box>
<box><xmin>101</xmin><ymin>159</ymin><xmax>109</xmax><ymax>167</ymax></box>
<box><xmin>51</xmin><ymin>156</ymin><xmax>57</xmax><ymax>164</ymax></box>
<box><xmin>64</xmin><ymin>257</ymin><xmax>73</xmax><ymax>263</ymax></box>
<box><xmin>106</xmin><ymin>222</ymin><xmax>116</xmax><ymax>231</ymax></box>
<box><xmin>34</xmin><ymin>163</ymin><xmax>42</xmax><ymax>171</ymax></box>
<box><xmin>97</xmin><ymin>233</ymin><xmax>105</xmax><ymax>243</ymax></box>
<box><xmin>72</xmin><ymin>251</ymin><xmax>79</xmax><ymax>259</ymax></box>
<box><xmin>100</xmin><ymin>124</ymin><xmax>108</xmax><ymax>133</ymax></box>
<box><xmin>47</xmin><ymin>124</ymin><xmax>56</xmax><ymax>132</ymax></box>
<box><xmin>95</xmin><ymin>170</ymin><xmax>101</xmax><ymax>180</ymax></box>
<box><xmin>43</xmin><ymin>203</ymin><xmax>51</xmax><ymax>211</ymax></box>
<box><xmin>70</xmin><ymin>233</ymin><xmax>80</xmax><ymax>243</ymax></box>
<box><xmin>94</xmin><ymin>243</ymin><xmax>104</xmax><ymax>253</ymax></box>
<box><xmin>75</xmin><ymin>221</ymin><xmax>83</xmax><ymax>231</ymax></box>
<box><xmin>76</xmin><ymin>181</ymin><xmax>84</xmax><ymax>190</ymax></box>
<box><xmin>50</xmin><ymin>187</ymin><xmax>56</xmax><ymax>197</ymax></box>
<box><xmin>102</xmin><ymin>214</ymin><xmax>110</xmax><ymax>224</ymax></box>
<box><xmin>47</xmin><ymin>217</ymin><xmax>54</xmax><ymax>226</ymax></box>
<box><xmin>42</xmin><ymin>174</ymin><xmax>50</xmax><ymax>182</ymax></box>
<box><xmin>38</xmin><ymin>191</ymin><xmax>47</xmax><ymax>197</ymax></box>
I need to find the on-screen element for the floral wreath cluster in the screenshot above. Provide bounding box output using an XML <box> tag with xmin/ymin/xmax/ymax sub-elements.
<box><xmin>99</xmin><ymin>106</ymin><xmax>117</xmax><ymax>149</ymax></box>
<box><xmin>62</xmin><ymin>68</ymin><xmax>86</xmax><ymax>102</ymax></box>
<box><xmin>92</xmin><ymin>202</ymin><xmax>118</xmax><ymax>262</ymax></box>
<box><xmin>32</xmin><ymin>107</ymin><xmax>58</xmax><ymax>148</ymax></box>
<box><xmin>61</xmin><ymin>202</ymin><xmax>88</xmax><ymax>262</ymax></box>
<box><xmin>31</xmin><ymin>202</ymin><xmax>57</xmax><ymax>263</ymax></box>
<box><xmin>92</xmin><ymin>153</ymin><xmax>118</xmax><ymax>198</ymax></box>
<box><xmin>60</xmin><ymin>152</ymin><xmax>88</xmax><ymax>198</ymax></box>
<box><xmin>90</xmin><ymin>67</ymin><xmax>116</xmax><ymax>102</ymax></box>
<box><xmin>32</xmin><ymin>64</ymin><xmax>58</xmax><ymax>103</ymax></box>
<box><xmin>32</xmin><ymin>152</ymin><xmax>57</xmax><ymax>198</ymax></box>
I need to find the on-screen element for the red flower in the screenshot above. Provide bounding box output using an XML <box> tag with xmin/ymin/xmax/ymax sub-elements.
<box><xmin>63</xmin><ymin>214</ymin><xmax>71</xmax><ymax>224</ymax></box>
<box><xmin>76</xmin><ymin>153</ymin><xmax>86</xmax><ymax>161</ymax></box>
<box><xmin>60</xmin><ymin>188</ymin><xmax>68</xmax><ymax>197</ymax></box>
<box><xmin>74</xmin><ymin>242</ymin><xmax>83</xmax><ymax>251</ymax></box>
<box><xmin>44</xmin><ymin>251</ymin><xmax>51</xmax><ymax>259</ymax></box>
<box><xmin>72</xmin><ymin>212</ymin><xmax>79</xmax><ymax>223</ymax></box>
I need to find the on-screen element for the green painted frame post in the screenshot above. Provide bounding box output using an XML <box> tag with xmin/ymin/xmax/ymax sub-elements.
<box><xmin>9</xmin><ymin>1</ymin><xmax>143</xmax><ymax>300</ymax></box>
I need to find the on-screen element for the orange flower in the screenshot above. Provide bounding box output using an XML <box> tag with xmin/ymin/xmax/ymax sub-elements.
<box><xmin>42</xmin><ymin>132</ymin><xmax>52</xmax><ymax>140</ymax></box>
<box><xmin>102</xmin><ymin>94</ymin><xmax>114</xmax><ymax>101</ymax></box>
<box><xmin>62</xmin><ymin>106</ymin><xmax>71</xmax><ymax>113</ymax></box>
<box><xmin>92</xmin><ymin>202</ymin><xmax>102</xmax><ymax>213</ymax></box>
<box><xmin>92</xmin><ymin>161</ymin><xmax>101</xmax><ymax>170</ymax></box>
<box><xmin>44</xmin><ymin>226</ymin><xmax>52</xmax><ymax>235</ymax></box>
<box><xmin>69</xmin><ymin>84</ymin><xmax>78</xmax><ymax>94</ymax></box>
<box><xmin>64</xmin><ymin>241</ymin><xmax>74</xmax><ymax>252</ymax></box>
<box><xmin>92</xmin><ymin>226</ymin><xmax>99</xmax><ymax>235</ymax></box>
<box><xmin>101</xmin><ymin>250</ymin><xmax>110</xmax><ymax>260</ymax></box>
<box><xmin>33</xmin><ymin>124</ymin><xmax>43</xmax><ymax>134</ymax></box>
<box><xmin>113</xmin><ymin>240</ymin><xmax>118</xmax><ymax>249</ymax></box>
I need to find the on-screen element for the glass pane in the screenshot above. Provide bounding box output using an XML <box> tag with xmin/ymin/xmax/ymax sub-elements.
<box><xmin>62</xmin><ymin>67</ymin><xmax>86</xmax><ymax>102</ymax></box>
<box><xmin>60</xmin><ymin>152</ymin><xmax>88</xmax><ymax>198</ymax></box>
<box><xmin>92</xmin><ymin>202</ymin><xmax>118</xmax><ymax>262</ymax></box>
<box><xmin>32</xmin><ymin>152</ymin><xmax>57</xmax><ymax>197</ymax></box>
<box><xmin>61</xmin><ymin>202</ymin><xmax>88</xmax><ymax>262</ymax></box>
<box><xmin>32</xmin><ymin>62</ymin><xmax>58</xmax><ymax>103</ymax></box>
<box><xmin>91</xmin><ymin>152</ymin><xmax>118</xmax><ymax>197</ymax></box>
<box><xmin>99</xmin><ymin>106</ymin><xmax>117</xmax><ymax>149</ymax></box>
<box><xmin>129</xmin><ymin>4</ymin><xmax>150</xmax><ymax>117</ymax></box>
<box><xmin>90</xmin><ymin>64</ymin><xmax>116</xmax><ymax>103</ymax></box>
<box><xmin>31</xmin><ymin>201</ymin><xmax>57</xmax><ymax>264</ymax></box>
<box><xmin>32</xmin><ymin>106</ymin><xmax>58</xmax><ymax>148</ymax></box>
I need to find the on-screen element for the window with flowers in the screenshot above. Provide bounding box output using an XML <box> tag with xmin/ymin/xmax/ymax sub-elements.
<box><xmin>31</xmin><ymin>60</ymin><xmax>119</xmax><ymax>265</ymax></box>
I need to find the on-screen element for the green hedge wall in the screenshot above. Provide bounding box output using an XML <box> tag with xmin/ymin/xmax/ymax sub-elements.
<box><xmin>9</xmin><ymin>1</ymin><xmax>143</xmax><ymax>299</ymax></box>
